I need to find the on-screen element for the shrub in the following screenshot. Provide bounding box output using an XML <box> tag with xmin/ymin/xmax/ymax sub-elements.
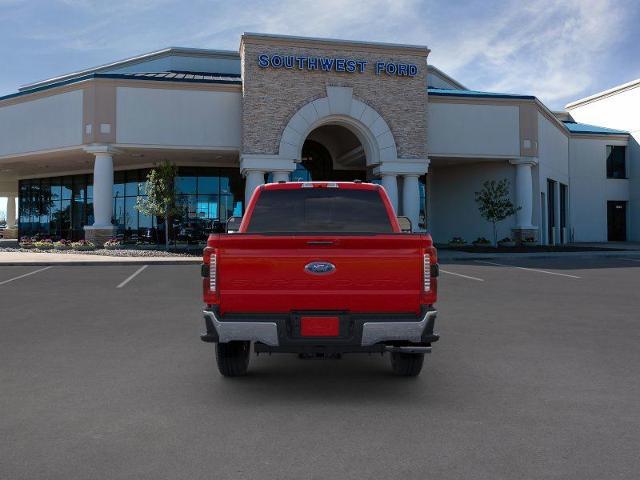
<box><xmin>71</xmin><ymin>240</ymin><xmax>96</xmax><ymax>251</ymax></box>
<box><xmin>448</xmin><ymin>236</ymin><xmax>466</xmax><ymax>246</ymax></box>
<box><xmin>54</xmin><ymin>239</ymin><xmax>73</xmax><ymax>250</ymax></box>
<box><xmin>472</xmin><ymin>237</ymin><xmax>491</xmax><ymax>245</ymax></box>
<box><xmin>33</xmin><ymin>239</ymin><xmax>54</xmax><ymax>250</ymax></box>
<box><xmin>103</xmin><ymin>238</ymin><xmax>123</xmax><ymax>250</ymax></box>
<box><xmin>19</xmin><ymin>236</ymin><xmax>35</xmax><ymax>249</ymax></box>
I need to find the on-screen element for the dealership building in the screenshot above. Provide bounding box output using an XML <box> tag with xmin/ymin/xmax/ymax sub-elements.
<box><xmin>0</xmin><ymin>33</ymin><xmax>637</xmax><ymax>244</ymax></box>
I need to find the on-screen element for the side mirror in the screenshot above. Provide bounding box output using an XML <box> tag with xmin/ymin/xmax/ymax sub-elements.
<box><xmin>397</xmin><ymin>216</ymin><xmax>413</xmax><ymax>233</ymax></box>
<box><xmin>226</xmin><ymin>216</ymin><xmax>243</xmax><ymax>233</ymax></box>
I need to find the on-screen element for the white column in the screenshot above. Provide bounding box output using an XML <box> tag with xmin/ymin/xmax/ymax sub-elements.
<box><xmin>244</xmin><ymin>170</ymin><xmax>265</xmax><ymax>206</ymax></box>
<box><xmin>6</xmin><ymin>195</ymin><xmax>16</xmax><ymax>228</ymax></box>
<box><xmin>381</xmin><ymin>174</ymin><xmax>398</xmax><ymax>213</ymax></box>
<box><xmin>91</xmin><ymin>151</ymin><xmax>115</xmax><ymax>227</ymax></box>
<box><xmin>272</xmin><ymin>171</ymin><xmax>290</xmax><ymax>183</ymax></box>
<box><xmin>511</xmin><ymin>159</ymin><xmax>536</xmax><ymax>229</ymax></box>
<box><xmin>402</xmin><ymin>174</ymin><xmax>420</xmax><ymax>231</ymax></box>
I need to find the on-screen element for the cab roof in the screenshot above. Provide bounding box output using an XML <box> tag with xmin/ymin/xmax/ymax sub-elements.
<box><xmin>261</xmin><ymin>181</ymin><xmax>380</xmax><ymax>191</ymax></box>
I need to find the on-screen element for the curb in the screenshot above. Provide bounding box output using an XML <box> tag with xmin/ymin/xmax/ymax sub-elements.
<box><xmin>0</xmin><ymin>259</ymin><xmax>202</xmax><ymax>266</ymax></box>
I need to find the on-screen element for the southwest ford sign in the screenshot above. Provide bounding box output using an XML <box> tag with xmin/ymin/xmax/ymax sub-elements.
<box><xmin>257</xmin><ymin>54</ymin><xmax>418</xmax><ymax>77</ymax></box>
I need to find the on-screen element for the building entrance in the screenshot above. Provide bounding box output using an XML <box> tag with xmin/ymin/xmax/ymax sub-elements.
<box><xmin>293</xmin><ymin>125</ymin><xmax>367</xmax><ymax>182</ymax></box>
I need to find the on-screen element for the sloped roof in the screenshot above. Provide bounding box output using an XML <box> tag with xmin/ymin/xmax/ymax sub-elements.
<box><xmin>428</xmin><ymin>87</ymin><xmax>535</xmax><ymax>100</ymax></box>
<box><xmin>562</xmin><ymin>121</ymin><xmax>628</xmax><ymax>135</ymax></box>
<box><xmin>565</xmin><ymin>78</ymin><xmax>640</xmax><ymax>109</ymax></box>
<box><xmin>0</xmin><ymin>71</ymin><xmax>241</xmax><ymax>103</ymax></box>
<box><xmin>19</xmin><ymin>47</ymin><xmax>240</xmax><ymax>92</ymax></box>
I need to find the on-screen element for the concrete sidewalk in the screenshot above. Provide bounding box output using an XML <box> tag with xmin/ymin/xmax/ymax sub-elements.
<box><xmin>3</xmin><ymin>246</ymin><xmax>639</xmax><ymax>265</ymax></box>
<box><xmin>0</xmin><ymin>251</ymin><xmax>201</xmax><ymax>266</ymax></box>
<box><xmin>438</xmin><ymin>248</ymin><xmax>640</xmax><ymax>261</ymax></box>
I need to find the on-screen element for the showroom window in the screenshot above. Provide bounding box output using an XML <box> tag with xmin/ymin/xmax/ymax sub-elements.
<box><xmin>18</xmin><ymin>174</ymin><xmax>93</xmax><ymax>240</ymax></box>
<box><xmin>606</xmin><ymin>145</ymin><xmax>626</xmax><ymax>179</ymax></box>
<box><xmin>18</xmin><ymin>167</ymin><xmax>245</xmax><ymax>243</ymax></box>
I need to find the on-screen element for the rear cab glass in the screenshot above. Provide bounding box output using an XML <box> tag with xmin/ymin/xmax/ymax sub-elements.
<box><xmin>246</xmin><ymin>188</ymin><xmax>393</xmax><ymax>234</ymax></box>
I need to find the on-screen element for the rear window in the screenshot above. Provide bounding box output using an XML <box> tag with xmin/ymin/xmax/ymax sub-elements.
<box><xmin>246</xmin><ymin>188</ymin><xmax>393</xmax><ymax>233</ymax></box>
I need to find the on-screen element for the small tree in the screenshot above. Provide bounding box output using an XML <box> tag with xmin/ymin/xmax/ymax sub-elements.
<box><xmin>136</xmin><ymin>161</ymin><xmax>181</xmax><ymax>250</ymax></box>
<box><xmin>474</xmin><ymin>179</ymin><xmax>520</xmax><ymax>246</ymax></box>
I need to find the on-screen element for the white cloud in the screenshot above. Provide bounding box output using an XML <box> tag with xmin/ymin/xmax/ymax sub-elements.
<box><xmin>426</xmin><ymin>0</ymin><xmax>631</xmax><ymax>107</ymax></box>
<box><xmin>3</xmin><ymin>0</ymin><xmax>635</xmax><ymax>108</ymax></box>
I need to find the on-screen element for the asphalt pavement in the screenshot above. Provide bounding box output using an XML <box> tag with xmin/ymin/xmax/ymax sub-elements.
<box><xmin>1</xmin><ymin>256</ymin><xmax>639</xmax><ymax>479</ymax></box>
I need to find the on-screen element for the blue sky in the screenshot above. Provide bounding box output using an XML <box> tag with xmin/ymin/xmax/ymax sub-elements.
<box><xmin>1</xmin><ymin>0</ymin><xmax>639</xmax><ymax>108</ymax></box>
<box><xmin>1</xmin><ymin>0</ymin><xmax>639</xmax><ymax>217</ymax></box>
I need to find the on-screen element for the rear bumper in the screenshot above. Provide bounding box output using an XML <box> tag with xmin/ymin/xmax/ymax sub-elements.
<box><xmin>361</xmin><ymin>310</ymin><xmax>437</xmax><ymax>346</ymax></box>
<box><xmin>201</xmin><ymin>307</ymin><xmax>438</xmax><ymax>351</ymax></box>
<box><xmin>201</xmin><ymin>310</ymin><xmax>279</xmax><ymax>346</ymax></box>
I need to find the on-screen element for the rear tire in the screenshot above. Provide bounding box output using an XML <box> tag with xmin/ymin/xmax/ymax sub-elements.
<box><xmin>215</xmin><ymin>341</ymin><xmax>250</xmax><ymax>377</ymax></box>
<box><xmin>390</xmin><ymin>352</ymin><xmax>424</xmax><ymax>376</ymax></box>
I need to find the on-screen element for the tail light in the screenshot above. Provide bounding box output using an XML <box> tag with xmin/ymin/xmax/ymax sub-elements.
<box><xmin>422</xmin><ymin>246</ymin><xmax>438</xmax><ymax>305</ymax></box>
<box><xmin>209</xmin><ymin>252</ymin><xmax>217</xmax><ymax>292</ymax></box>
<box><xmin>202</xmin><ymin>247</ymin><xmax>219</xmax><ymax>305</ymax></box>
<box><xmin>423</xmin><ymin>253</ymin><xmax>431</xmax><ymax>292</ymax></box>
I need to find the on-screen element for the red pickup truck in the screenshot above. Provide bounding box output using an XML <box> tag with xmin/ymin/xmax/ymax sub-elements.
<box><xmin>200</xmin><ymin>181</ymin><xmax>439</xmax><ymax>377</ymax></box>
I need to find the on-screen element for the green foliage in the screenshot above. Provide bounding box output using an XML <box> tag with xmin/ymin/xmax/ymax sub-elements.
<box><xmin>474</xmin><ymin>179</ymin><xmax>520</xmax><ymax>246</ymax></box>
<box><xmin>135</xmin><ymin>161</ymin><xmax>181</xmax><ymax>219</ymax></box>
<box><xmin>136</xmin><ymin>161</ymin><xmax>180</xmax><ymax>249</ymax></box>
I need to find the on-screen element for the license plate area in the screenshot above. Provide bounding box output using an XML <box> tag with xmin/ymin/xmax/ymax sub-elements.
<box><xmin>289</xmin><ymin>312</ymin><xmax>352</xmax><ymax>340</ymax></box>
<box><xmin>300</xmin><ymin>316</ymin><xmax>339</xmax><ymax>337</ymax></box>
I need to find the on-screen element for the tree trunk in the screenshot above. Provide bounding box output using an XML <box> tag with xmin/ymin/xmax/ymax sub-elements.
<box><xmin>164</xmin><ymin>208</ymin><xmax>170</xmax><ymax>251</ymax></box>
<box><xmin>492</xmin><ymin>222</ymin><xmax>498</xmax><ymax>247</ymax></box>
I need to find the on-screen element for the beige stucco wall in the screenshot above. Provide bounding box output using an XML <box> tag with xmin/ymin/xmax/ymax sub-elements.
<box><xmin>240</xmin><ymin>36</ymin><xmax>428</xmax><ymax>159</ymax></box>
<box><xmin>427</xmin><ymin>101</ymin><xmax>520</xmax><ymax>157</ymax></box>
<box><xmin>116</xmin><ymin>86</ymin><xmax>242</xmax><ymax>148</ymax></box>
<box><xmin>0</xmin><ymin>90</ymin><xmax>83</xmax><ymax>156</ymax></box>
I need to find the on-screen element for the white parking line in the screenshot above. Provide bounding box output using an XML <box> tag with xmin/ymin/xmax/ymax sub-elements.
<box><xmin>440</xmin><ymin>269</ymin><xmax>485</xmax><ymax>282</ymax></box>
<box><xmin>475</xmin><ymin>260</ymin><xmax>581</xmax><ymax>278</ymax></box>
<box><xmin>0</xmin><ymin>266</ymin><xmax>53</xmax><ymax>286</ymax></box>
<box><xmin>116</xmin><ymin>265</ymin><xmax>148</xmax><ymax>289</ymax></box>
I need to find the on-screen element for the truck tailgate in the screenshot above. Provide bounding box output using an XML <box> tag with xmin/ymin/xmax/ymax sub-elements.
<box><xmin>212</xmin><ymin>235</ymin><xmax>430</xmax><ymax>315</ymax></box>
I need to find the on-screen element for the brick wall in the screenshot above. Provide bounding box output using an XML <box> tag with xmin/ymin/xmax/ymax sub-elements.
<box><xmin>241</xmin><ymin>37</ymin><xmax>428</xmax><ymax>160</ymax></box>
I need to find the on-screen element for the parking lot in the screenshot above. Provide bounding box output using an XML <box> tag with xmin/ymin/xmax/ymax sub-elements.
<box><xmin>1</xmin><ymin>256</ymin><xmax>640</xmax><ymax>479</ymax></box>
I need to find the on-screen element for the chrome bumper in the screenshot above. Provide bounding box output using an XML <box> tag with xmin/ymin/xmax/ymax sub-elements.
<box><xmin>360</xmin><ymin>310</ymin><xmax>437</xmax><ymax>346</ymax></box>
<box><xmin>202</xmin><ymin>309</ymin><xmax>437</xmax><ymax>348</ymax></box>
<box><xmin>202</xmin><ymin>310</ymin><xmax>279</xmax><ymax>346</ymax></box>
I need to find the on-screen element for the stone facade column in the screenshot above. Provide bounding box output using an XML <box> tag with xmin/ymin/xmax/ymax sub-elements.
<box><xmin>84</xmin><ymin>145</ymin><xmax>117</xmax><ymax>245</ymax></box>
<box><xmin>244</xmin><ymin>170</ymin><xmax>265</xmax><ymax>205</ymax></box>
<box><xmin>380</xmin><ymin>174</ymin><xmax>399</xmax><ymax>213</ymax></box>
<box><xmin>401</xmin><ymin>174</ymin><xmax>420</xmax><ymax>230</ymax></box>
<box><xmin>272</xmin><ymin>171</ymin><xmax>290</xmax><ymax>183</ymax></box>
<box><xmin>510</xmin><ymin>157</ymin><xmax>538</xmax><ymax>241</ymax></box>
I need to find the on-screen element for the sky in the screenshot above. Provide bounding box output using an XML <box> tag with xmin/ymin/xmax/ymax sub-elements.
<box><xmin>1</xmin><ymin>0</ymin><xmax>640</xmax><ymax>216</ymax></box>
<box><xmin>1</xmin><ymin>0</ymin><xmax>639</xmax><ymax>108</ymax></box>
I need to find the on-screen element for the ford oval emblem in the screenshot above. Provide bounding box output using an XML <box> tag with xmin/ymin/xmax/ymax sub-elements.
<box><xmin>305</xmin><ymin>261</ymin><xmax>336</xmax><ymax>275</ymax></box>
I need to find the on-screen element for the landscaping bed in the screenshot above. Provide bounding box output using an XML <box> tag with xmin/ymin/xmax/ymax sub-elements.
<box><xmin>437</xmin><ymin>244</ymin><xmax>625</xmax><ymax>253</ymax></box>
<box><xmin>0</xmin><ymin>247</ymin><xmax>200</xmax><ymax>257</ymax></box>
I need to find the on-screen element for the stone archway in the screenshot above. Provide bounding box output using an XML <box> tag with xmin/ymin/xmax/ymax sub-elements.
<box><xmin>278</xmin><ymin>86</ymin><xmax>398</xmax><ymax>166</ymax></box>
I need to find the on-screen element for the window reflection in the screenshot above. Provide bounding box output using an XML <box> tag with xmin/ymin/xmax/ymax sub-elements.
<box><xmin>18</xmin><ymin>167</ymin><xmax>245</xmax><ymax>243</ymax></box>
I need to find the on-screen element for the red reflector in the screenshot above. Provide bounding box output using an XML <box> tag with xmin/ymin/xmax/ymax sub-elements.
<box><xmin>300</xmin><ymin>316</ymin><xmax>340</xmax><ymax>337</ymax></box>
